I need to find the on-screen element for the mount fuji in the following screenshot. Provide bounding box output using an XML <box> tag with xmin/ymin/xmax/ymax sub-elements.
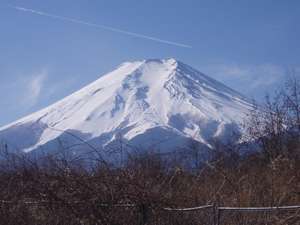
<box><xmin>0</xmin><ymin>58</ymin><xmax>252</xmax><ymax>159</ymax></box>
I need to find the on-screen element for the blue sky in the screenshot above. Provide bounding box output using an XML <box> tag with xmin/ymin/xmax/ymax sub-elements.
<box><xmin>0</xmin><ymin>0</ymin><xmax>299</xmax><ymax>126</ymax></box>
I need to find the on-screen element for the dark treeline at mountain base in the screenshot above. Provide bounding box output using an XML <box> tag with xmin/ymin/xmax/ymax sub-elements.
<box><xmin>0</xmin><ymin>78</ymin><xmax>299</xmax><ymax>225</ymax></box>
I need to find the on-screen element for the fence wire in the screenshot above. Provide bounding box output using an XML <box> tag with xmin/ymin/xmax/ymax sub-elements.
<box><xmin>0</xmin><ymin>200</ymin><xmax>299</xmax><ymax>225</ymax></box>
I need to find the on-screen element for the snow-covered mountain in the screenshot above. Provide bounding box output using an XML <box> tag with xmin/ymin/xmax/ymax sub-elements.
<box><xmin>0</xmin><ymin>58</ymin><xmax>252</xmax><ymax>158</ymax></box>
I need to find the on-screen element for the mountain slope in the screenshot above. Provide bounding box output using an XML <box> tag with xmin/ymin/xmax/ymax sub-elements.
<box><xmin>0</xmin><ymin>58</ymin><xmax>252</xmax><ymax>156</ymax></box>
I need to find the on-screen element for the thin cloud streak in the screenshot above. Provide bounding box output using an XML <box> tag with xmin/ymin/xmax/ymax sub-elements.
<box><xmin>9</xmin><ymin>5</ymin><xmax>192</xmax><ymax>49</ymax></box>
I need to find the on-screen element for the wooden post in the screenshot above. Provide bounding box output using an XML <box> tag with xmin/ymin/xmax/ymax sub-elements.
<box><xmin>139</xmin><ymin>204</ymin><xmax>148</xmax><ymax>225</ymax></box>
<box><xmin>213</xmin><ymin>203</ymin><xmax>216</xmax><ymax>225</ymax></box>
<box><xmin>216</xmin><ymin>196</ymin><xmax>221</xmax><ymax>225</ymax></box>
<box><xmin>213</xmin><ymin>201</ymin><xmax>221</xmax><ymax>225</ymax></box>
<box><xmin>216</xmin><ymin>206</ymin><xmax>221</xmax><ymax>225</ymax></box>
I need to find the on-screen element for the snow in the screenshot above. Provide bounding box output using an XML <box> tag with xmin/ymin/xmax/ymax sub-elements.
<box><xmin>0</xmin><ymin>58</ymin><xmax>252</xmax><ymax>154</ymax></box>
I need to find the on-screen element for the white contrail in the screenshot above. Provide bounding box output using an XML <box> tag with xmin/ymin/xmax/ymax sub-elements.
<box><xmin>9</xmin><ymin>5</ymin><xmax>192</xmax><ymax>48</ymax></box>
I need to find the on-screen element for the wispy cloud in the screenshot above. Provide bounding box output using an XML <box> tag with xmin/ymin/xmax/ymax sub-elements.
<box><xmin>216</xmin><ymin>64</ymin><xmax>284</xmax><ymax>87</ymax></box>
<box><xmin>201</xmin><ymin>63</ymin><xmax>291</xmax><ymax>100</ymax></box>
<box><xmin>23</xmin><ymin>70</ymin><xmax>47</xmax><ymax>107</ymax></box>
<box><xmin>9</xmin><ymin>5</ymin><xmax>192</xmax><ymax>49</ymax></box>
<box><xmin>0</xmin><ymin>69</ymin><xmax>48</xmax><ymax>124</ymax></box>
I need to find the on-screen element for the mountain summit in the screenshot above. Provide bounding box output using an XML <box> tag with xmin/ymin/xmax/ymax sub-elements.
<box><xmin>0</xmin><ymin>58</ymin><xmax>252</xmax><ymax>157</ymax></box>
